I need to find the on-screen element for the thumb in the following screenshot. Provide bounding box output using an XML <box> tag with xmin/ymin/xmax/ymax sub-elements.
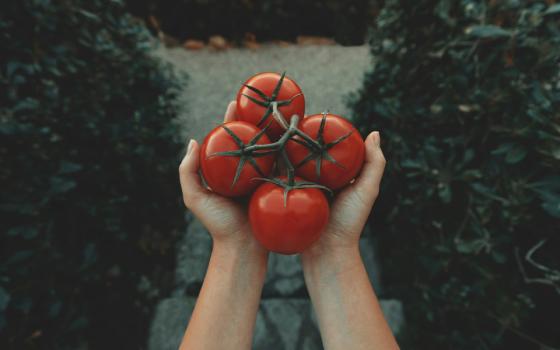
<box><xmin>179</xmin><ymin>139</ymin><xmax>205</xmax><ymax>208</ymax></box>
<box><xmin>351</xmin><ymin>131</ymin><xmax>386</xmax><ymax>202</ymax></box>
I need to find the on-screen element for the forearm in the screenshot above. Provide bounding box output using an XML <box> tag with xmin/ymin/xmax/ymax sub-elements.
<box><xmin>301</xmin><ymin>245</ymin><xmax>399</xmax><ymax>350</ymax></box>
<box><xmin>179</xmin><ymin>239</ymin><xmax>268</xmax><ymax>350</ymax></box>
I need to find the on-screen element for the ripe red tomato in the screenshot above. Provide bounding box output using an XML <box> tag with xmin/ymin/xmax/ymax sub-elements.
<box><xmin>285</xmin><ymin>113</ymin><xmax>365</xmax><ymax>190</ymax></box>
<box><xmin>249</xmin><ymin>177</ymin><xmax>329</xmax><ymax>254</ymax></box>
<box><xmin>200</xmin><ymin>121</ymin><xmax>275</xmax><ymax>197</ymax></box>
<box><xmin>236</xmin><ymin>72</ymin><xmax>305</xmax><ymax>141</ymax></box>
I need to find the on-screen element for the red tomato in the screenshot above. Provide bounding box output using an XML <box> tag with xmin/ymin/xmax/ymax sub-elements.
<box><xmin>200</xmin><ymin>121</ymin><xmax>275</xmax><ymax>197</ymax></box>
<box><xmin>236</xmin><ymin>72</ymin><xmax>305</xmax><ymax>141</ymax></box>
<box><xmin>285</xmin><ymin>113</ymin><xmax>365</xmax><ymax>190</ymax></box>
<box><xmin>249</xmin><ymin>177</ymin><xmax>329</xmax><ymax>254</ymax></box>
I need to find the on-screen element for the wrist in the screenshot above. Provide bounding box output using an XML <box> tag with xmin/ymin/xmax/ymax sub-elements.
<box><xmin>212</xmin><ymin>236</ymin><xmax>269</xmax><ymax>266</ymax></box>
<box><xmin>301</xmin><ymin>242</ymin><xmax>361</xmax><ymax>276</ymax></box>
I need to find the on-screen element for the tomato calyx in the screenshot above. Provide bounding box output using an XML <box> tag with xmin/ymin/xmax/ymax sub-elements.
<box><xmin>255</xmin><ymin>177</ymin><xmax>333</xmax><ymax>207</ymax></box>
<box><xmin>294</xmin><ymin>112</ymin><xmax>350</xmax><ymax>179</ymax></box>
<box><xmin>242</xmin><ymin>71</ymin><xmax>304</xmax><ymax>128</ymax></box>
<box><xmin>207</xmin><ymin>123</ymin><xmax>275</xmax><ymax>188</ymax></box>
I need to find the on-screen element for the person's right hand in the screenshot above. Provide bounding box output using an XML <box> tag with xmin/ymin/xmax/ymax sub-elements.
<box><xmin>179</xmin><ymin>101</ymin><xmax>265</xmax><ymax>254</ymax></box>
<box><xmin>302</xmin><ymin>131</ymin><xmax>386</xmax><ymax>258</ymax></box>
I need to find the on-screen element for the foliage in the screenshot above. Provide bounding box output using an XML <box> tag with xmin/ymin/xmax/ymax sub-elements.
<box><xmin>1</xmin><ymin>0</ymin><xmax>184</xmax><ymax>348</ymax></box>
<box><xmin>350</xmin><ymin>0</ymin><xmax>560</xmax><ymax>348</ymax></box>
<box><xmin>126</xmin><ymin>0</ymin><xmax>373</xmax><ymax>45</ymax></box>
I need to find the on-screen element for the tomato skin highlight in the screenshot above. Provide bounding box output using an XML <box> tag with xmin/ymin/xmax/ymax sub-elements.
<box><xmin>236</xmin><ymin>72</ymin><xmax>305</xmax><ymax>141</ymax></box>
<box><xmin>286</xmin><ymin>114</ymin><xmax>365</xmax><ymax>190</ymax></box>
<box><xmin>199</xmin><ymin>121</ymin><xmax>275</xmax><ymax>197</ymax></box>
<box><xmin>249</xmin><ymin>177</ymin><xmax>329</xmax><ymax>255</ymax></box>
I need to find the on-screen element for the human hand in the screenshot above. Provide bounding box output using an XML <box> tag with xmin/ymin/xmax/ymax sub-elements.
<box><xmin>298</xmin><ymin>132</ymin><xmax>398</xmax><ymax>350</ymax></box>
<box><xmin>178</xmin><ymin>102</ymin><xmax>269</xmax><ymax>350</ymax></box>
<box><xmin>302</xmin><ymin>131</ymin><xmax>386</xmax><ymax>258</ymax></box>
<box><xmin>179</xmin><ymin>101</ymin><xmax>266</xmax><ymax>254</ymax></box>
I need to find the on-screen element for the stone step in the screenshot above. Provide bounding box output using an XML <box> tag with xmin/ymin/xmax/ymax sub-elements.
<box><xmin>148</xmin><ymin>296</ymin><xmax>403</xmax><ymax>350</ymax></box>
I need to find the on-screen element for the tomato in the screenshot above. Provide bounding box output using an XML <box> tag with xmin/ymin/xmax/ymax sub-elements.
<box><xmin>236</xmin><ymin>72</ymin><xmax>305</xmax><ymax>141</ymax></box>
<box><xmin>285</xmin><ymin>113</ymin><xmax>365</xmax><ymax>190</ymax></box>
<box><xmin>200</xmin><ymin>121</ymin><xmax>275</xmax><ymax>197</ymax></box>
<box><xmin>249</xmin><ymin>177</ymin><xmax>329</xmax><ymax>254</ymax></box>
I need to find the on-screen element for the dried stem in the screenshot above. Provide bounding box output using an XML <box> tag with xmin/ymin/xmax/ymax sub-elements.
<box><xmin>515</xmin><ymin>240</ymin><xmax>560</xmax><ymax>295</ymax></box>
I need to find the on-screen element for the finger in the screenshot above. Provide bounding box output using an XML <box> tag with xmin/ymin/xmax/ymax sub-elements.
<box><xmin>179</xmin><ymin>139</ymin><xmax>205</xmax><ymax>207</ymax></box>
<box><xmin>224</xmin><ymin>101</ymin><xmax>237</xmax><ymax>123</ymax></box>
<box><xmin>351</xmin><ymin>131</ymin><xmax>386</xmax><ymax>198</ymax></box>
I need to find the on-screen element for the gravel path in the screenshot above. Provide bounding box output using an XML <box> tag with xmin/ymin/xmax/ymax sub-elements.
<box><xmin>156</xmin><ymin>44</ymin><xmax>371</xmax><ymax>141</ymax></box>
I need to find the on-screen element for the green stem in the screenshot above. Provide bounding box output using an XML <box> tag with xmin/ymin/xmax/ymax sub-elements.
<box><xmin>244</xmin><ymin>116</ymin><xmax>300</xmax><ymax>152</ymax></box>
<box><xmin>271</xmin><ymin>101</ymin><xmax>290</xmax><ymax>130</ymax></box>
<box><xmin>281</xmin><ymin>148</ymin><xmax>295</xmax><ymax>186</ymax></box>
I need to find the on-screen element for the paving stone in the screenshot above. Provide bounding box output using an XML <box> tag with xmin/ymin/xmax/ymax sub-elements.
<box><xmin>174</xmin><ymin>214</ymin><xmax>212</xmax><ymax>293</ymax></box>
<box><xmin>360</xmin><ymin>227</ymin><xmax>383</xmax><ymax>293</ymax></box>
<box><xmin>264</xmin><ymin>254</ymin><xmax>304</xmax><ymax>297</ymax></box>
<box><xmin>255</xmin><ymin>298</ymin><xmax>314</xmax><ymax>350</ymax></box>
<box><xmin>379</xmin><ymin>299</ymin><xmax>405</xmax><ymax>335</ymax></box>
<box><xmin>148</xmin><ymin>297</ymin><xmax>195</xmax><ymax>350</ymax></box>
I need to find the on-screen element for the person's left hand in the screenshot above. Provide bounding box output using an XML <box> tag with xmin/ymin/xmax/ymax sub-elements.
<box><xmin>179</xmin><ymin>101</ymin><xmax>266</xmax><ymax>253</ymax></box>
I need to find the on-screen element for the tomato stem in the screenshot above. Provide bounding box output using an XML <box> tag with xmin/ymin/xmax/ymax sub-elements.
<box><xmin>271</xmin><ymin>101</ymin><xmax>290</xmax><ymax>130</ymax></box>
<box><xmin>281</xmin><ymin>148</ymin><xmax>295</xmax><ymax>186</ymax></box>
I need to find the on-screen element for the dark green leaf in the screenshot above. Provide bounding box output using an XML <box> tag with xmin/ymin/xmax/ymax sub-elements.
<box><xmin>49</xmin><ymin>176</ymin><xmax>77</xmax><ymax>193</ymax></box>
<box><xmin>0</xmin><ymin>287</ymin><xmax>10</xmax><ymax>312</ymax></box>
<box><xmin>438</xmin><ymin>184</ymin><xmax>452</xmax><ymax>203</ymax></box>
<box><xmin>492</xmin><ymin>251</ymin><xmax>507</xmax><ymax>264</ymax></box>
<box><xmin>465</xmin><ymin>25</ymin><xmax>512</xmax><ymax>38</ymax></box>
<box><xmin>59</xmin><ymin>161</ymin><xmax>83</xmax><ymax>174</ymax></box>
<box><xmin>456</xmin><ymin>241</ymin><xmax>476</xmax><ymax>254</ymax></box>
<box><xmin>505</xmin><ymin>146</ymin><xmax>527</xmax><ymax>164</ymax></box>
<box><xmin>542</xmin><ymin>201</ymin><xmax>560</xmax><ymax>218</ymax></box>
<box><xmin>544</xmin><ymin>4</ymin><xmax>560</xmax><ymax>15</ymax></box>
<box><xmin>6</xmin><ymin>251</ymin><xmax>33</xmax><ymax>265</ymax></box>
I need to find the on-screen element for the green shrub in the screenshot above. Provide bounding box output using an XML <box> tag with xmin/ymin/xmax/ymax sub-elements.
<box><xmin>350</xmin><ymin>1</ymin><xmax>560</xmax><ymax>348</ymax></box>
<box><xmin>1</xmin><ymin>0</ymin><xmax>184</xmax><ymax>348</ymax></box>
<box><xmin>126</xmin><ymin>0</ymin><xmax>372</xmax><ymax>45</ymax></box>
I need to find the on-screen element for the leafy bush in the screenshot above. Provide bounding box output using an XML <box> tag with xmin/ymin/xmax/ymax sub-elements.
<box><xmin>126</xmin><ymin>0</ymin><xmax>372</xmax><ymax>45</ymax></box>
<box><xmin>1</xmin><ymin>0</ymin><xmax>184</xmax><ymax>348</ymax></box>
<box><xmin>350</xmin><ymin>1</ymin><xmax>560</xmax><ymax>348</ymax></box>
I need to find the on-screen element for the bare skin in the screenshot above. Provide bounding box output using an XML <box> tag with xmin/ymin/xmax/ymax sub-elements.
<box><xmin>178</xmin><ymin>101</ymin><xmax>398</xmax><ymax>350</ymax></box>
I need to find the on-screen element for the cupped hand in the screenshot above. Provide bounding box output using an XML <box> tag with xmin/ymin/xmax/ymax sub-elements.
<box><xmin>303</xmin><ymin>131</ymin><xmax>386</xmax><ymax>256</ymax></box>
<box><xmin>179</xmin><ymin>101</ymin><xmax>264</xmax><ymax>252</ymax></box>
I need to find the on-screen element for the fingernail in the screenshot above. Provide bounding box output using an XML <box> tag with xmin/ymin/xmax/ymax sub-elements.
<box><xmin>187</xmin><ymin>139</ymin><xmax>195</xmax><ymax>155</ymax></box>
<box><xmin>371</xmin><ymin>131</ymin><xmax>381</xmax><ymax>146</ymax></box>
